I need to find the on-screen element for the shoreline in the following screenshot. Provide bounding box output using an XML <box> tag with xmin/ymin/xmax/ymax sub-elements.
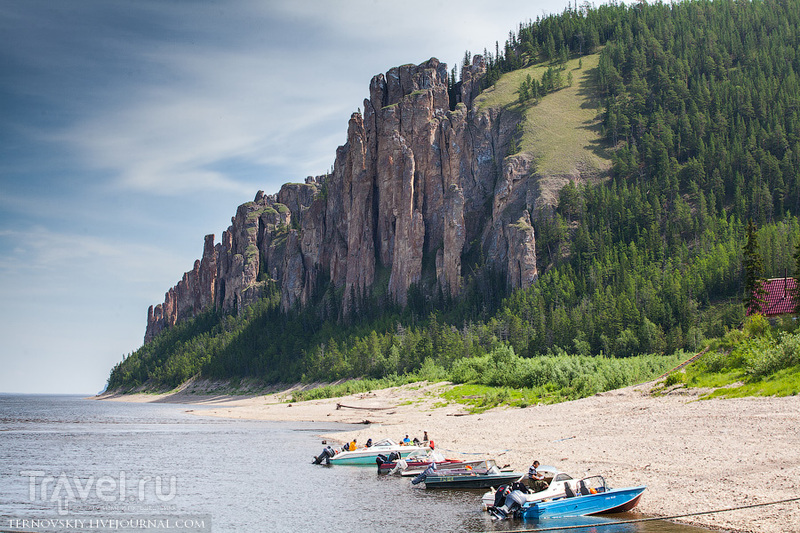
<box><xmin>97</xmin><ymin>381</ymin><xmax>800</xmax><ymax>533</ymax></box>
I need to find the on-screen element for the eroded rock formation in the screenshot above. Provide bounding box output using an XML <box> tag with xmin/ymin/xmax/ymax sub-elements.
<box><xmin>144</xmin><ymin>56</ymin><xmax>544</xmax><ymax>343</ymax></box>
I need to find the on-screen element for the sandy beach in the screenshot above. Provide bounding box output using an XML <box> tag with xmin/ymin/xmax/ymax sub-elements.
<box><xmin>98</xmin><ymin>381</ymin><xmax>800</xmax><ymax>532</ymax></box>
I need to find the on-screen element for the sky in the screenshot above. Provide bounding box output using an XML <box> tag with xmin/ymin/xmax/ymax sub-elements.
<box><xmin>0</xmin><ymin>0</ymin><xmax>570</xmax><ymax>394</ymax></box>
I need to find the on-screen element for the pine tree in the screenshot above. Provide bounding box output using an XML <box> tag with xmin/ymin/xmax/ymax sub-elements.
<box><xmin>793</xmin><ymin>237</ymin><xmax>800</xmax><ymax>314</ymax></box>
<box><xmin>743</xmin><ymin>219</ymin><xmax>767</xmax><ymax>315</ymax></box>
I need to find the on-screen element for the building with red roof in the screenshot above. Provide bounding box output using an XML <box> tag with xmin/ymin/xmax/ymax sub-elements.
<box><xmin>747</xmin><ymin>277</ymin><xmax>798</xmax><ymax>317</ymax></box>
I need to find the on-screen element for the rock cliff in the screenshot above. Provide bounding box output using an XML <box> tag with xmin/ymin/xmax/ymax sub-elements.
<box><xmin>144</xmin><ymin>56</ymin><xmax>543</xmax><ymax>343</ymax></box>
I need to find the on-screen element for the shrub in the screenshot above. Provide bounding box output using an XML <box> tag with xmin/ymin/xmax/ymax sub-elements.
<box><xmin>700</xmin><ymin>350</ymin><xmax>729</xmax><ymax>373</ymax></box>
<box><xmin>747</xmin><ymin>333</ymin><xmax>800</xmax><ymax>379</ymax></box>
<box><xmin>743</xmin><ymin>314</ymin><xmax>770</xmax><ymax>337</ymax></box>
<box><xmin>664</xmin><ymin>372</ymin><xmax>685</xmax><ymax>387</ymax></box>
<box><xmin>449</xmin><ymin>355</ymin><xmax>491</xmax><ymax>384</ymax></box>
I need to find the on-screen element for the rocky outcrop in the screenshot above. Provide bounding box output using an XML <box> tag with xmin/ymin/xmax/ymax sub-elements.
<box><xmin>144</xmin><ymin>55</ymin><xmax>545</xmax><ymax>343</ymax></box>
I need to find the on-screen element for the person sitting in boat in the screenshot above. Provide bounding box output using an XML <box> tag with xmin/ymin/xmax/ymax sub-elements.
<box><xmin>342</xmin><ymin>438</ymin><xmax>357</xmax><ymax>452</ymax></box>
<box><xmin>423</xmin><ymin>431</ymin><xmax>429</xmax><ymax>444</ymax></box>
<box><xmin>527</xmin><ymin>460</ymin><xmax>549</xmax><ymax>492</ymax></box>
<box><xmin>402</xmin><ymin>435</ymin><xmax>412</xmax><ymax>445</ymax></box>
<box><xmin>365</xmin><ymin>438</ymin><xmax>372</xmax><ymax>447</ymax></box>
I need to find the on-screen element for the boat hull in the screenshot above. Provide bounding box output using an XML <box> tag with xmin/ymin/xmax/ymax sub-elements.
<box><xmin>423</xmin><ymin>472</ymin><xmax>524</xmax><ymax>489</ymax></box>
<box><xmin>519</xmin><ymin>486</ymin><xmax>646</xmax><ymax>519</ymax></box>
<box><xmin>328</xmin><ymin>446</ymin><xmax>426</xmax><ymax>465</ymax></box>
<box><xmin>379</xmin><ymin>459</ymin><xmax>463</xmax><ymax>474</ymax></box>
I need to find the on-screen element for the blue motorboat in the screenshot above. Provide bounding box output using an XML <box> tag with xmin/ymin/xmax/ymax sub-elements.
<box><xmin>518</xmin><ymin>475</ymin><xmax>645</xmax><ymax>519</ymax></box>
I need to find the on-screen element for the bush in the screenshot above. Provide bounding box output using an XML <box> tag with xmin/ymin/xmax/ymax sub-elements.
<box><xmin>700</xmin><ymin>350</ymin><xmax>729</xmax><ymax>373</ymax></box>
<box><xmin>414</xmin><ymin>358</ymin><xmax>448</xmax><ymax>382</ymax></box>
<box><xmin>743</xmin><ymin>314</ymin><xmax>771</xmax><ymax>337</ymax></box>
<box><xmin>747</xmin><ymin>333</ymin><xmax>800</xmax><ymax>379</ymax></box>
<box><xmin>447</xmin><ymin>345</ymin><xmax>681</xmax><ymax>402</ymax></box>
<box><xmin>449</xmin><ymin>355</ymin><xmax>491</xmax><ymax>384</ymax></box>
<box><xmin>664</xmin><ymin>372</ymin><xmax>685</xmax><ymax>387</ymax></box>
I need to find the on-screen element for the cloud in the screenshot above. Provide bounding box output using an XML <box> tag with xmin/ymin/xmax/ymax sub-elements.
<box><xmin>0</xmin><ymin>226</ymin><xmax>185</xmax><ymax>289</ymax></box>
<box><xmin>54</xmin><ymin>25</ymin><xmax>351</xmax><ymax>195</ymax></box>
<box><xmin>6</xmin><ymin>0</ymin><xmax>569</xmax><ymax>200</ymax></box>
<box><xmin>60</xmin><ymin>47</ymin><xmax>355</xmax><ymax>196</ymax></box>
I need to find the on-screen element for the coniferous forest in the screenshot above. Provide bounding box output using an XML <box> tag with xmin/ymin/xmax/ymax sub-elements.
<box><xmin>108</xmin><ymin>0</ymin><xmax>800</xmax><ymax>397</ymax></box>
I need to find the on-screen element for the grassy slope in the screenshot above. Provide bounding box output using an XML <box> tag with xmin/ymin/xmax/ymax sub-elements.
<box><xmin>474</xmin><ymin>53</ymin><xmax>610</xmax><ymax>191</ymax></box>
<box><xmin>680</xmin><ymin>360</ymin><xmax>800</xmax><ymax>399</ymax></box>
<box><xmin>659</xmin><ymin>317</ymin><xmax>800</xmax><ymax>399</ymax></box>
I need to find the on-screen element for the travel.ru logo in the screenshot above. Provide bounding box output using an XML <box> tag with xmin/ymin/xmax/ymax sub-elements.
<box><xmin>20</xmin><ymin>471</ymin><xmax>178</xmax><ymax>515</ymax></box>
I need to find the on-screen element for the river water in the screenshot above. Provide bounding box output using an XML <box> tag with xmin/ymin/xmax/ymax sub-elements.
<box><xmin>0</xmin><ymin>394</ymin><xmax>715</xmax><ymax>533</ymax></box>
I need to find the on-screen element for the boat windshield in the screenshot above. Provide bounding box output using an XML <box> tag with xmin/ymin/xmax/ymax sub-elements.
<box><xmin>553</xmin><ymin>473</ymin><xmax>573</xmax><ymax>482</ymax></box>
<box><xmin>405</xmin><ymin>449</ymin><xmax>442</xmax><ymax>460</ymax></box>
<box><xmin>580</xmin><ymin>475</ymin><xmax>608</xmax><ymax>494</ymax></box>
<box><xmin>372</xmin><ymin>439</ymin><xmax>397</xmax><ymax>447</ymax></box>
<box><xmin>428</xmin><ymin>451</ymin><xmax>446</xmax><ymax>462</ymax></box>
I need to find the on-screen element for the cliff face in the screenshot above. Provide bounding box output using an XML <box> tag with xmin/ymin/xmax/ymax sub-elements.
<box><xmin>144</xmin><ymin>56</ymin><xmax>540</xmax><ymax>343</ymax></box>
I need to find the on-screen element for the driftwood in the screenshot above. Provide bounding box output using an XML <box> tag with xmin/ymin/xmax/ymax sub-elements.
<box><xmin>336</xmin><ymin>403</ymin><xmax>397</xmax><ymax>410</ymax></box>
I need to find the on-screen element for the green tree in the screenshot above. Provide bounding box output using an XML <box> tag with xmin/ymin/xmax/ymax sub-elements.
<box><xmin>793</xmin><ymin>237</ymin><xmax>800</xmax><ymax>314</ymax></box>
<box><xmin>743</xmin><ymin>220</ymin><xmax>767</xmax><ymax>315</ymax></box>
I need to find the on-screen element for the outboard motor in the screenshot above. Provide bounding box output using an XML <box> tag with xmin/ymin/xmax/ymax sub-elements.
<box><xmin>376</xmin><ymin>451</ymin><xmax>403</xmax><ymax>472</ymax></box>
<box><xmin>389</xmin><ymin>459</ymin><xmax>407</xmax><ymax>475</ymax></box>
<box><xmin>411</xmin><ymin>463</ymin><xmax>436</xmax><ymax>485</ymax></box>
<box><xmin>489</xmin><ymin>490</ymin><xmax>528</xmax><ymax>520</ymax></box>
<box><xmin>492</xmin><ymin>485</ymin><xmax>511</xmax><ymax>508</ymax></box>
<box><xmin>313</xmin><ymin>446</ymin><xmax>336</xmax><ymax>465</ymax></box>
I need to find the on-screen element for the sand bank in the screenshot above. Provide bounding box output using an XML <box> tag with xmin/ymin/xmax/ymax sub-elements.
<box><xmin>98</xmin><ymin>382</ymin><xmax>800</xmax><ymax>532</ymax></box>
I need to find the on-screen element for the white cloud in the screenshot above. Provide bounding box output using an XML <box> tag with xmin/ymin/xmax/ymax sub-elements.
<box><xmin>50</xmin><ymin>0</ymin><xmax>570</xmax><ymax>198</ymax></box>
<box><xmin>0</xmin><ymin>226</ymin><xmax>185</xmax><ymax>287</ymax></box>
<box><xmin>57</xmin><ymin>39</ymin><xmax>355</xmax><ymax>196</ymax></box>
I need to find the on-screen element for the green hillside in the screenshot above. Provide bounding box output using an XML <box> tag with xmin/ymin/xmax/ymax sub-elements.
<box><xmin>478</xmin><ymin>52</ymin><xmax>610</xmax><ymax>177</ymax></box>
<box><xmin>108</xmin><ymin>0</ymin><xmax>800</xmax><ymax>400</ymax></box>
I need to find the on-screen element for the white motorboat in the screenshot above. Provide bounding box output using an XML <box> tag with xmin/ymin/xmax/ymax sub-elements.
<box><xmin>324</xmin><ymin>438</ymin><xmax>428</xmax><ymax>465</ymax></box>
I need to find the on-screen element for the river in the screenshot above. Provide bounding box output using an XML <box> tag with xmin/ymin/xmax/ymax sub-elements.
<box><xmin>0</xmin><ymin>394</ymin><xmax>716</xmax><ymax>533</ymax></box>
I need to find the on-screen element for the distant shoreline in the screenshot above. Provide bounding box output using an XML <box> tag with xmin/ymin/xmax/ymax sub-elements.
<box><xmin>98</xmin><ymin>381</ymin><xmax>800</xmax><ymax>533</ymax></box>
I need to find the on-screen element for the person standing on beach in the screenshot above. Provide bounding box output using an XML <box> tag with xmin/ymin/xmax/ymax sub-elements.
<box><xmin>527</xmin><ymin>460</ymin><xmax>548</xmax><ymax>492</ymax></box>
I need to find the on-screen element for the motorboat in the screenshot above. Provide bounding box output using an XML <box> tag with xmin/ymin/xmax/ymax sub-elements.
<box><xmin>482</xmin><ymin>468</ymin><xmax>570</xmax><ymax>511</ymax></box>
<box><xmin>398</xmin><ymin>458</ymin><xmax>489</xmax><ymax>477</ymax></box>
<box><xmin>376</xmin><ymin>449</ymin><xmax>463</xmax><ymax>475</ymax></box>
<box><xmin>322</xmin><ymin>438</ymin><xmax>428</xmax><ymax>466</ymax></box>
<box><xmin>486</xmin><ymin>473</ymin><xmax>645</xmax><ymax>519</ymax></box>
<box><xmin>521</xmin><ymin>475</ymin><xmax>645</xmax><ymax>519</ymax></box>
<box><xmin>412</xmin><ymin>459</ymin><xmax>525</xmax><ymax>489</ymax></box>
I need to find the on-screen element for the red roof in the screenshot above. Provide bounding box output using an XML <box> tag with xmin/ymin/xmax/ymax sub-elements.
<box><xmin>749</xmin><ymin>277</ymin><xmax>798</xmax><ymax>316</ymax></box>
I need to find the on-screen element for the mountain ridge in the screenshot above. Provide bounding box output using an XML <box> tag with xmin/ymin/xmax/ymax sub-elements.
<box><xmin>144</xmin><ymin>54</ymin><xmax>608</xmax><ymax>343</ymax></box>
